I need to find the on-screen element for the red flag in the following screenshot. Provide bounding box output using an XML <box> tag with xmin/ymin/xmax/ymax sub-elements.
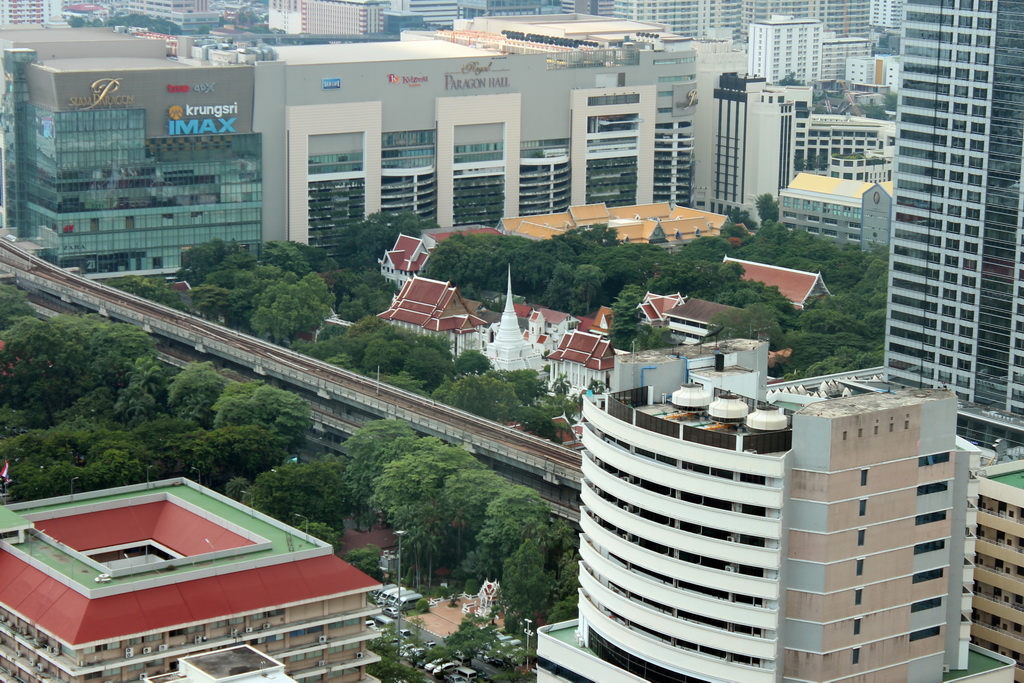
<box><xmin>1</xmin><ymin>461</ymin><xmax>9</xmax><ymax>482</ymax></box>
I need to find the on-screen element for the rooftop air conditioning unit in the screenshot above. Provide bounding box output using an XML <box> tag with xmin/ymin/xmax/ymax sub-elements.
<box><xmin>318</xmin><ymin>636</ymin><xmax>327</xmax><ymax>644</ymax></box>
<box><xmin>142</xmin><ymin>647</ymin><xmax>151</xmax><ymax>655</ymax></box>
<box><xmin>318</xmin><ymin>660</ymin><xmax>327</xmax><ymax>667</ymax></box>
<box><xmin>157</xmin><ymin>645</ymin><xmax>168</xmax><ymax>652</ymax></box>
<box><xmin>262</xmin><ymin>623</ymin><xmax>271</xmax><ymax>630</ymax></box>
<box><xmin>244</xmin><ymin>627</ymin><xmax>253</xmax><ymax>633</ymax></box>
<box><xmin>125</xmin><ymin>648</ymin><xmax>134</xmax><ymax>658</ymax></box>
<box><xmin>355</xmin><ymin>652</ymin><xmax>364</xmax><ymax>659</ymax></box>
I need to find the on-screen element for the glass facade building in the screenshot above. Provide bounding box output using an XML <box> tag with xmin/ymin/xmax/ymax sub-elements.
<box><xmin>884</xmin><ymin>0</ymin><xmax>1023</xmax><ymax>410</ymax></box>
<box><xmin>1</xmin><ymin>47</ymin><xmax>262</xmax><ymax>276</ymax></box>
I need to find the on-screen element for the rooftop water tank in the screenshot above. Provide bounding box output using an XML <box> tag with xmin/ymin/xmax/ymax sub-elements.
<box><xmin>708</xmin><ymin>392</ymin><xmax>749</xmax><ymax>424</ymax></box>
<box><xmin>671</xmin><ymin>383</ymin><xmax>713</xmax><ymax>411</ymax></box>
<box><xmin>746</xmin><ymin>405</ymin><xmax>788</xmax><ymax>432</ymax></box>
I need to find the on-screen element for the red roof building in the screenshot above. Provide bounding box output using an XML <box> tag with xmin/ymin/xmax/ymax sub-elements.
<box><xmin>378</xmin><ymin>234</ymin><xmax>432</xmax><ymax>287</ymax></box>
<box><xmin>0</xmin><ymin>479</ymin><xmax>380</xmax><ymax>683</ymax></box>
<box><xmin>547</xmin><ymin>330</ymin><xmax>616</xmax><ymax>395</ymax></box>
<box><xmin>723</xmin><ymin>256</ymin><xmax>831</xmax><ymax>309</ymax></box>
<box><xmin>637</xmin><ymin>291</ymin><xmax>685</xmax><ymax>326</ymax></box>
<box><xmin>377</xmin><ymin>276</ymin><xmax>488</xmax><ymax>355</ymax></box>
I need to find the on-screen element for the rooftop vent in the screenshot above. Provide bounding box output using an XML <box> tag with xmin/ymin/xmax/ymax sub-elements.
<box><xmin>746</xmin><ymin>405</ymin><xmax>788</xmax><ymax>432</ymax></box>
<box><xmin>708</xmin><ymin>392</ymin><xmax>749</xmax><ymax>424</ymax></box>
<box><xmin>671</xmin><ymin>383</ymin><xmax>713</xmax><ymax>410</ymax></box>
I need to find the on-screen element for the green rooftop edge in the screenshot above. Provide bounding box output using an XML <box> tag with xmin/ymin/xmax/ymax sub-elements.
<box><xmin>7</xmin><ymin>482</ymin><xmax>319</xmax><ymax>589</ymax></box>
<box><xmin>943</xmin><ymin>649</ymin><xmax>1013</xmax><ymax>681</ymax></box>
<box><xmin>988</xmin><ymin>471</ymin><xmax>1024</xmax><ymax>490</ymax></box>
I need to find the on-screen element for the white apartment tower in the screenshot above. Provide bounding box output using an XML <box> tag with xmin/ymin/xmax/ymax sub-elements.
<box><xmin>870</xmin><ymin>0</ymin><xmax>903</xmax><ymax>28</ymax></box>
<box><xmin>537</xmin><ymin>340</ymin><xmax>1014</xmax><ymax>682</ymax></box>
<box><xmin>748</xmin><ymin>15</ymin><xmax>824</xmax><ymax>84</ymax></box>
<box><xmin>883</xmin><ymin>0</ymin><xmax>1012</xmax><ymax>410</ymax></box>
<box><xmin>0</xmin><ymin>0</ymin><xmax>60</xmax><ymax>24</ymax></box>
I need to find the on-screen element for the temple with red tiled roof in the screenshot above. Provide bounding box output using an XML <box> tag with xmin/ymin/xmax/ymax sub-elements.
<box><xmin>547</xmin><ymin>330</ymin><xmax>616</xmax><ymax>395</ymax></box>
<box><xmin>0</xmin><ymin>479</ymin><xmax>380</xmax><ymax>683</ymax></box>
<box><xmin>637</xmin><ymin>291</ymin><xmax>685</xmax><ymax>326</ymax></box>
<box><xmin>378</xmin><ymin>275</ymin><xmax>488</xmax><ymax>355</ymax></box>
<box><xmin>723</xmin><ymin>256</ymin><xmax>831</xmax><ymax>309</ymax></box>
<box><xmin>378</xmin><ymin>234</ymin><xmax>432</xmax><ymax>287</ymax></box>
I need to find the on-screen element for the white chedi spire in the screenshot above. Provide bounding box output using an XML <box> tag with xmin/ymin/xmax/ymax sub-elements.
<box><xmin>486</xmin><ymin>268</ymin><xmax>542</xmax><ymax>371</ymax></box>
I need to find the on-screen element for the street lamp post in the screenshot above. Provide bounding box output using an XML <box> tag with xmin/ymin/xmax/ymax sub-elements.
<box><xmin>146</xmin><ymin>464</ymin><xmax>155</xmax><ymax>487</ymax></box>
<box><xmin>523</xmin><ymin>618</ymin><xmax>533</xmax><ymax>670</ymax></box>
<box><xmin>70</xmin><ymin>476</ymin><xmax>79</xmax><ymax>500</ymax></box>
<box><xmin>293</xmin><ymin>513</ymin><xmax>309</xmax><ymax>536</ymax></box>
<box><xmin>395</xmin><ymin>530</ymin><xmax>406</xmax><ymax>656</ymax></box>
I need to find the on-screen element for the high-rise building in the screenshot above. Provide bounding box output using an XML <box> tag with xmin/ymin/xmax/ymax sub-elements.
<box><xmin>0</xmin><ymin>0</ymin><xmax>61</xmax><ymax>25</ymax></box>
<box><xmin>0</xmin><ymin>478</ymin><xmax>380</xmax><ymax>683</ymax></box>
<box><xmin>884</xmin><ymin>0</ymin><xmax>1005</xmax><ymax>408</ymax></box>
<box><xmin>0</xmin><ymin>28</ymin><xmax>263</xmax><ymax>276</ymax></box>
<box><xmin>974</xmin><ymin>462</ymin><xmax>1024</xmax><ymax>680</ymax></box>
<box><xmin>254</xmin><ymin>16</ymin><xmax>698</xmax><ymax>256</ymax></box>
<box><xmin>820</xmin><ymin>33</ymin><xmax>872</xmax><ymax>80</ymax></box>
<box><xmin>270</xmin><ymin>0</ymin><xmax>390</xmax><ymax>34</ymax></box>
<box><xmin>747</xmin><ymin>15</ymin><xmax>824</xmax><ymax>85</ymax></box>
<box><xmin>869</xmin><ymin>0</ymin><xmax>903</xmax><ymax>28</ymax></box>
<box><xmin>697</xmin><ymin>73</ymin><xmax>806</xmax><ymax>216</ymax></box>
<box><xmin>537</xmin><ymin>340</ymin><xmax>1016</xmax><ymax>682</ymax></box>
<box><xmin>614</xmin><ymin>0</ymin><xmax>740</xmax><ymax>39</ymax></box>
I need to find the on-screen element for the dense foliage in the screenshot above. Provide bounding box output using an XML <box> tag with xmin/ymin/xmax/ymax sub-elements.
<box><xmin>426</xmin><ymin>219</ymin><xmax>887</xmax><ymax>378</ymax></box>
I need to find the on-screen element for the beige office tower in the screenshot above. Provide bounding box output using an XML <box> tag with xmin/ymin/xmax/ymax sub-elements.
<box><xmin>538</xmin><ymin>346</ymin><xmax>1015</xmax><ymax>683</ymax></box>
<box><xmin>785</xmin><ymin>391</ymin><xmax>980</xmax><ymax>681</ymax></box>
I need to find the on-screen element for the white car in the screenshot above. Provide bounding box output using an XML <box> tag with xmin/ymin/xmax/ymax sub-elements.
<box><xmin>424</xmin><ymin>659</ymin><xmax>447</xmax><ymax>674</ymax></box>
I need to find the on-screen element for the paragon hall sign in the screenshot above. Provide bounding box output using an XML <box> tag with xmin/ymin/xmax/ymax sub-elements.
<box><xmin>444</xmin><ymin>61</ymin><xmax>510</xmax><ymax>91</ymax></box>
<box><xmin>67</xmin><ymin>78</ymin><xmax>135</xmax><ymax>110</ymax></box>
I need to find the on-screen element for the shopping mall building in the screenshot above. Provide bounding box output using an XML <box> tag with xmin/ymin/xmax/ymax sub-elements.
<box><xmin>0</xmin><ymin>18</ymin><xmax>696</xmax><ymax>273</ymax></box>
<box><xmin>0</xmin><ymin>28</ymin><xmax>263</xmax><ymax>275</ymax></box>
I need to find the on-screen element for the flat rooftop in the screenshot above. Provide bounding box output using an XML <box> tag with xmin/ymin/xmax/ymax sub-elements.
<box><xmin>8</xmin><ymin>479</ymin><xmax>322</xmax><ymax>591</ymax></box>
<box><xmin>0</xmin><ymin>26</ymin><xmax>141</xmax><ymax>44</ymax></box>
<box><xmin>986</xmin><ymin>470</ymin><xmax>1024</xmax><ymax>490</ymax></box>
<box><xmin>38</xmin><ymin>57</ymin><xmax>192</xmax><ymax>71</ymax></box>
<box><xmin>796</xmin><ymin>387</ymin><xmax>952</xmax><ymax>418</ymax></box>
<box><xmin>943</xmin><ymin>647</ymin><xmax>1014</xmax><ymax>681</ymax></box>
<box><xmin>274</xmin><ymin>40</ymin><xmax>495</xmax><ymax>65</ymax></box>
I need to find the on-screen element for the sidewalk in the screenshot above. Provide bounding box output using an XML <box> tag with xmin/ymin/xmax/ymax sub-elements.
<box><xmin>405</xmin><ymin>597</ymin><xmax>504</xmax><ymax>638</ymax></box>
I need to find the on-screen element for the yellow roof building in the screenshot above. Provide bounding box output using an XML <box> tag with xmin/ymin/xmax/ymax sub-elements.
<box><xmin>501</xmin><ymin>203</ymin><xmax>727</xmax><ymax>244</ymax></box>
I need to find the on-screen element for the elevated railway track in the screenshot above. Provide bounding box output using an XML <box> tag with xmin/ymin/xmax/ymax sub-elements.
<box><xmin>0</xmin><ymin>243</ymin><xmax>582</xmax><ymax>520</ymax></box>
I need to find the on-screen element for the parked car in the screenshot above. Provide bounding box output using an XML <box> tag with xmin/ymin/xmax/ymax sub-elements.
<box><xmin>399</xmin><ymin>628</ymin><xmax>413</xmax><ymax>638</ymax></box>
<box><xmin>382</xmin><ymin>606</ymin><xmax>400</xmax><ymax>618</ymax></box>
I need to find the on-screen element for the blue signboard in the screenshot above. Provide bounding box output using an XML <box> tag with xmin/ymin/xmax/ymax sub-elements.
<box><xmin>322</xmin><ymin>78</ymin><xmax>342</xmax><ymax>90</ymax></box>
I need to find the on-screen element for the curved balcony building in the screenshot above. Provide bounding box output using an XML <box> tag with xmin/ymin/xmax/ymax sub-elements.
<box><xmin>539</xmin><ymin>341</ymin><xmax>1012</xmax><ymax>683</ymax></box>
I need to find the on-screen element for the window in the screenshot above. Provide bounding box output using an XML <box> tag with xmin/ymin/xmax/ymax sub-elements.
<box><xmin>919</xmin><ymin>452</ymin><xmax>950</xmax><ymax>466</ymax></box>
<box><xmin>912</xmin><ymin>568</ymin><xmax>944</xmax><ymax>583</ymax></box>
<box><xmin>854</xmin><ymin>588</ymin><xmax>863</xmax><ymax>605</ymax></box>
<box><xmin>909</xmin><ymin>626</ymin><xmax>941</xmax><ymax>641</ymax></box>
<box><xmin>856</xmin><ymin>558</ymin><xmax>864</xmax><ymax>576</ymax></box>
<box><xmin>912</xmin><ymin>597</ymin><xmax>942</xmax><ymax>612</ymax></box>
<box><xmin>917</xmin><ymin>482</ymin><xmax>949</xmax><ymax>495</ymax></box>
<box><xmin>857</xmin><ymin>529</ymin><xmax>866</xmax><ymax>546</ymax></box>
<box><xmin>852</xmin><ymin>647</ymin><xmax>860</xmax><ymax>665</ymax></box>
<box><xmin>860</xmin><ymin>469</ymin><xmax>868</xmax><ymax>486</ymax></box>
<box><xmin>853</xmin><ymin>619</ymin><xmax>861</xmax><ymax>636</ymax></box>
<box><xmin>859</xmin><ymin>499</ymin><xmax>867</xmax><ymax>516</ymax></box>
<box><xmin>916</xmin><ymin>511</ymin><xmax>947</xmax><ymax>525</ymax></box>
<box><xmin>914</xmin><ymin>539</ymin><xmax>946</xmax><ymax>554</ymax></box>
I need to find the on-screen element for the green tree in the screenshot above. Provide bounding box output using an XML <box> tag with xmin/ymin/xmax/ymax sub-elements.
<box><xmin>609</xmin><ymin>284</ymin><xmax>645</xmax><ymax>350</ymax></box>
<box><xmin>755</xmin><ymin>193</ymin><xmax>780</xmax><ymax>224</ymax></box>
<box><xmin>190</xmin><ymin>284</ymin><xmax>232</xmax><ymax>321</ymax></box>
<box><xmin>442</xmin><ymin>468</ymin><xmax>507</xmax><ymax>559</ymax></box>
<box><xmin>444</xmin><ymin>616</ymin><xmax>500</xmax><ymax>661</ymax></box>
<box><xmin>251</xmin><ymin>272</ymin><xmax>335</xmax><ymax>342</ymax></box>
<box><xmin>708</xmin><ymin>303</ymin><xmax>784</xmax><ymax>344</ymax></box>
<box><xmin>213</xmin><ymin>381</ymin><xmax>311</xmax><ymax>450</ymax></box>
<box><xmin>0</xmin><ymin>284</ymin><xmax>35</xmax><ymax>330</ymax></box>
<box><xmin>114</xmin><ymin>357</ymin><xmax>168</xmax><ymax>427</ymax></box>
<box><xmin>262</xmin><ymin>240</ymin><xmax>337</xmax><ymax>277</ymax></box>
<box><xmin>335</xmin><ymin>211</ymin><xmax>437</xmax><ymax>271</ymax></box>
<box><xmin>107</xmin><ymin>275</ymin><xmax>186</xmax><ymax>310</ymax></box>
<box><xmin>345</xmin><ymin>544</ymin><xmax>384</xmax><ymax>580</ymax></box>
<box><xmin>453</xmin><ymin>350</ymin><xmax>491</xmax><ymax>376</ymax></box>
<box><xmin>250</xmin><ymin>460</ymin><xmax>351</xmax><ymax>530</ymax></box>
<box><xmin>342</xmin><ymin>421</ymin><xmax>419</xmax><ymax>527</ymax></box>
<box><xmin>433</xmin><ymin>374</ymin><xmax>519</xmax><ymax>422</ymax></box>
<box><xmin>500</xmin><ymin>538</ymin><xmax>549</xmax><ymax>633</ymax></box>
<box><xmin>571</xmin><ymin>264</ymin><xmax>605</xmax><ymax>314</ymax></box>
<box><xmin>477</xmin><ymin>486</ymin><xmax>550</xmax><ymax>577</ymax></box>
<box><xmin>167</xmin><ymin>362</ymin><xmax>228</xmax><ymax>428</ymax></box>
<box><xmin>177</xmin><ymin>239</ymin><xmax>254</xmax><ymax>285</ymax></box>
